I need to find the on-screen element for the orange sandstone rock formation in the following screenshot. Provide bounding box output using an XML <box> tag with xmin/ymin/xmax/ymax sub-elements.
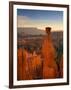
<box><xmin>17</xmin><ymin>48</ymin><xmax>23</xmax><ymax>80</ymax></box>
<box><xmin>41</xmin><ymin>27</ymin><xmax>58</xmax><ymax>79</ymax></box>
<box><xmin>59</xmin><ymin>55</ymin><xmax>63</xmax><ymax>78</ymax></box>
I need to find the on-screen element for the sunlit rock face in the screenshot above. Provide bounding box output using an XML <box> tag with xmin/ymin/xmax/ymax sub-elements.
<box><xmin>42</xmin><ymin>27</ymin><xmax>58</xmax><ymax>79</ymax></box>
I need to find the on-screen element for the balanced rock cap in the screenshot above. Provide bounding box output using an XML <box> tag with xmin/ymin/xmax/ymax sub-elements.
<box><xmin>45</xmin><ymin>27</ymin><xmax>51</xmax><ymax>34</ymax></box>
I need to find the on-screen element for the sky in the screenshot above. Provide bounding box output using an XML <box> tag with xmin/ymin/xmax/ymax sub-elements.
<box><xmin>17</xmin><ymin>9</ymin><xmax>63</xmax><ymax>31</ymax></box>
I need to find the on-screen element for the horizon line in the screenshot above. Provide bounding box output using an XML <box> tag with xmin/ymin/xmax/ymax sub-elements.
<box><xmin>17</xmin><ymin>27</ymin><xmax>63</xmax><ymax>32</ymax></box>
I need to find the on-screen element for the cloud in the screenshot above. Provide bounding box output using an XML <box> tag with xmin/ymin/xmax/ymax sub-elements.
<box><xmin>17</xmin><ymin>15</ymin><xmax>31</xmax><ymax>25</ymax></box>
<box><xmin>17</xmin><ymin>15</ymin><xmax>63</xmax><ymax>31</ymax></box>
<box><xmin>17</xmin><ymin>15</ymin><xmax>31</xmax><ymax>21</ymax></box>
